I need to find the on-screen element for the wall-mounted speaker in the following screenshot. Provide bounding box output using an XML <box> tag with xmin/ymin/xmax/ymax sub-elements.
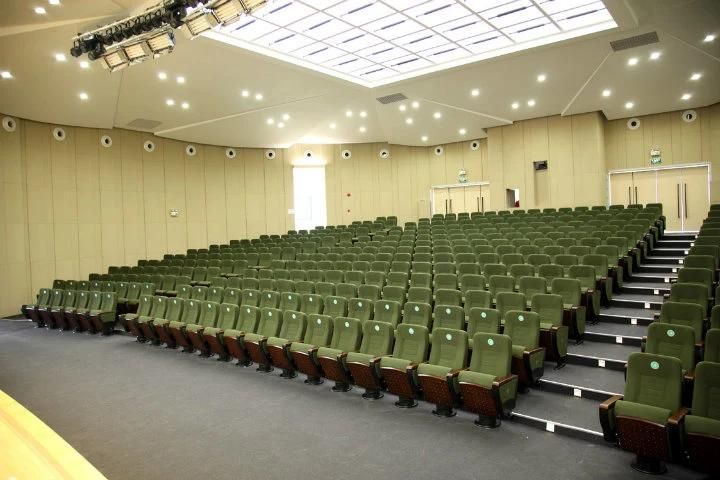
<box><xmin>627</xmin><ymin>118</ymin><xmax>640</xmax><ymax>130</ymax></box>
<box><xmin>100</xmin><ymin>135</ymin><xmax>113</xmax><ymax>148</ymax></box>
<box><xmin>2</xmin><ymin>116</ymin><xmax>17</xmax><ymax>132</ymax></box>
<box><xmin>52</xmin><ymin>127</ymin><xmax>66</xmax><ymax>141</ymax></box>
<box><xmin>186</xmin><ymin>144</ymin><xmax>197</xmax><ymax>156</ymax></box>
<box><xmin>681</xmin><ymin>110</ymin><xmax>697</xmax><ymax>123</ymax></box>
<box><xmin>378</xmin><ymin>149</ymin><xmax>389</xmax><ymax>159</ymax></box>
<box><xmin>434</xmin><ymin>146</ymin><xmax>444</xmax><ymax>156</ymax></box>
<box><xmin>266</xmin><ymin>149</ymin><xmax>277</xmax><ymax>160</ymax></box>
<box><xmin>341</xmin><ymin>149</ymin><xmax>352</xmax><ymax>159</ymax></box>
<box><xmin>470</xmin><ymin>140</ymin><xmax>480</xmax><ymax>151</ymax></box>
<box><xmin>144</xmin><ymin>140</ymin><xmax>155</xmax><ymax>152</ymax></box>
<box><xmin>226</xmin><ymin>148</ymin><xmax>236</xmax><ymax>159</ymax></box>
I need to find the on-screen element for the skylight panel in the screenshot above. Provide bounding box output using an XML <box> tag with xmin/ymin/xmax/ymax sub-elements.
<box><xmin>503</xmin><ymin>19</ymin><xmax>558</xmax><ymax>42</ymax></box>
<box><xmin>404</xmin><ymin>1</ymin><xmax>469</xmax><ymax>27</ymax></box>
<box><xmin>553</xmin><ymin>3</ymin><xmax>614</xmax><ymax>30</ymax></box>
<box><xmin>365</xmin><ymin>13</ymin><xmax>424</xmax><ymax>40</ymax></box>
<box><xmin>437</xmin><ymin>15</ymin><xmax>492</xmax><ymax>41</ymax></box>
<box><xmin>461</xmin><ymin>31</ymin><xmax>513</xmax><ymax>53</ymax></box>
<box><xmin>324</xmin><ymin>54</ymin><xmax>375</xmax><ymax>72</ymax></box>
<box><xmin>396</xmin><ymin>30</ymin><xmax>447</xmax><ymax>53</ymax></box>
<box><xmin>536</xmin><ymin>0</ymin><xmax>598</xmax><ymax>15</ymax></box>
<box><xmin>228</xmin><ymin>18</ymin><xmax>280</xmax><ymax>40</ymax></box>
<box><xmin>325</xmin><ymin>29</ymin><xmax>384</xmax><ymax>51</ymax></box>
<box><xmin>255</xmin><ymin>29</ymin><xmax>316</xmax><ymax>52</ymax></box>
<box><xmin>387</xmin><ymin>0</ymin><xmax>435</xmax><ymax>11</ymax></box>
<box><xmin>299</xmin><ymin>0</ymin><xmax>345</xmax><ymax>9</ymax></box>
<box><xmin>291</xmin><ymin>42</ymin><xmax>346</xmax><ymax>62</ymax></box>
<box><xmin>387</xmin><ymin>54</ymin><xmax>433</xmax><ymax>72</ymax></box>
<box><xmin>289</xmin><ymin>12</ymin><xmax>350</xmax><ymax>39</ymax></box>
<box><xmin>482</xmin><ymin>1</ymin><xmax>543</xmax><ymax>29</ymax></box>
<box><xmin>420</xmin><ymin>43</ymin><xmax>468</xmax><ymax>62</ymax></box>
<box><xmin>327</xmin><ymin>1</ymin><xmax>396</xmax><ymax>26</ymax></box>
<box><xmin>358</xmin><ymin>66</ymin><xmax>397</xmax><ymax>81</ymax></box>
<box><xmin>255</xmin><ymin>2</ymin><xmax>317</xmax><ymax>26</ymax></box>
<box><xmin>355</xmin><ymin>42</ymin><xmax>410</xmax><ymax>63</ymax></box>
<box><xmin>461</xmin><ymin>0</ymin><xmax>518</xmax><ymax>12</ymax></box>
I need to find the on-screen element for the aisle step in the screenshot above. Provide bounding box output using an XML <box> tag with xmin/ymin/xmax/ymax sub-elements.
<box><xmin>643</xmin><ymin>256</ymin><xmax>683</xmax><ymax>265</ymax></box>
<box><xmin>598</xmin><ymin>306</ymin><xmax>656</xmax><ymax>326</ymax></box>
<box><xmin>566</xmin><ymin>340</ymin><xmax>637</xmax><ymax>371</ymax></box>
<box><xmin>621</xmin><ymin>283</ymin><xmax>671</xmax><ymax>295</ymax></box>
<box><xmin>651</xmin><ymin>248</ymin><xmax>688</xmax><ymax>257</ymax></box>
<box><xmin>629</xmin><ymin>272</ymin><xmax>676</xmax><ymax>284</ymax></box>
<box><xmin>539</xmin><ymin>363</ymin><xmax>624</xmax><ymax>400</ymax></box>
<box><xmin>610</xmin><ymin>293</ymin><xmax>663</xmax><ymax>310</ymax></box>
<box><xmin>637</xmin><ymin>264</ymin><xmax>679</xmax><ymax>274</ymax></box>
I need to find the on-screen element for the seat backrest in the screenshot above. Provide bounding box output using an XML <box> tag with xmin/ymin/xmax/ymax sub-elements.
<box><xmin>223</xmin><ymin>288</ymin><xmax>241</xmax><ymax>306</ymax></box>
<box><xmin>373</xmin><ymin>300</ymin><xmax>400</xmax><ymax>327</ymax></box>
<box><xmin>237</xmin><ymin>305</ymin><xmax>260</xmax><ymax>332</ymax></box>
<box><xmin>504</xmin><ymin>310</ymin><xmax>540</xmax><ymax>349</ymax></box>
<box><xmin>199</xmin><ymin>301</ymin><xmax>220</xmax><ymax>328</ymax></box>
<box><xmin>277</xmin><ymin>311</ymin><xmax>306</xmax><ymax>342</ymax></box>
<box><xmin>646</xmin><ymin>322</ymin><xmax>696</xmax><ymax>372</ymax></box>
<box><xmin>668</xmin><ymin>282</ymin><xmax>708</xmax><ymax>308</ymax></box>
<box><xmin>191</xmin><ymin>286</ymin><xmax>208</xmax><ymax>300</ymax></box>
<box><xmin>427</xmin><ymin>328</ymin><xmax>468</xmax><ymax>369</ymax></box>
<box><xmin>624</xmin><ymin>352</ymin><xmax>682</xmax><ymax>412</ymax></box>
<box><xmin>207</xmin><ymin>287</ymin><xmax>224</xmax><ymax>304</ymax></box>
<box><xmin>348</xmin><ymin>298</ymin><xmax>373</xmax><ymax>322</ymax></box>
<box><xmin>165</xmin><ymin>297</ymin><xmax>184</xmax><ymax>322</ymax></box>
<box><xmin>150</xmin><ymin>296</ymin><xmax>168</xmax><ymax>318</ymax></box>
<box><xmin>358</xmin><ymin>320</ymin><xmax>394</xmax><ymax>356</ymax></box>
<box><xmin>704</xmin><ymin>329</ymin><xmax>720</xmax><ymax>363</ymax></box>
<box><xmin>691</xmin><ymin>361</ymin><xmax>720</xmax><ymax>420</ymax></box>
<box><xmin>658</xmin><ymin>301</ymin><xmax>705</xmax><ymax>343</ymax></box>
<box><xmin>303</xmin><ymin>314</ymin><xmax>334</xmax><ymax>346</ymax></box>
<box><xmin>495</xmin><ymin>291</ymin><xmax>525</xmax><ymax>318</ymax></box>
<box><xmin>135</xmin><ymin>294</ymin><xmax>154</xmax><ymax>317</ymax></box>
<box><xmin>531</xmin><ymin>293</ymin><xmax>563</xmax><ymax>327</ymax></box>
<box><xmin>551</xmin><ymin>278</ymin><xmax>582</xmax><ymax>306</ymax></box>
<box><xmin>257</xmin><ymin>308</ymin><xmax>283</xmax><ymax>337</ymax></box>
<box><xmin>468</xmin><ymin>333</ymin><xmax>512</xmax><ymax>377</ymax></box>
<box><xmin>329</xmin><ymin>317</ymin><xmax>362</xmax><ymax>351</ymax></box>
<box><xmin>677</xmin><ymin>267</ymin><xmax>714</xmax><ymax>295</ymax></box>
<box><xmin>241</xmin><ymin>289</ymin><xmax>260</xmax><ymax>307</ymax></box>
<box><xmin>323</xmin><ymin>296</ymin><xmax>348</xmax><ymax>318</ymax></box>
<box><xmin>180</xmin><ymin>299</ymin><xmax>202</xmax><ymax>325</ymax></box>
<box><xmin>467</xmin><ymin>308</ymin><xmax>500</xmax><ymax>337</ymax></box>
<box><xmin>433</xmin><ymin>305</ymin><xmax>464</xmax><ymax>330</ymax></box>
<box><xmin>392</xmin><ymin>323</ymin><xmax>429</xmax><ymax>363</ymax></box>
<box><xmin>402</xmin><ymin>302</ymin><xmax>432</xmax><ymax>328</ymax></box>
<box><xmin>300</xmin><ymin>294</ymin><xmax>323</xmax><ymax>315</ymax></box>
<box><xmin>86</xmin><ymin>291</ymin><xmax>103</xmax><ymax>310</ymax></box>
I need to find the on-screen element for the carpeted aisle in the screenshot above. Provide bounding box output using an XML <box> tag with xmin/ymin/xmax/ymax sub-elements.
<box><xmin>0</xmin><ymin>319</ymin><xmax>702</xmax><ymax>480</ymax></box>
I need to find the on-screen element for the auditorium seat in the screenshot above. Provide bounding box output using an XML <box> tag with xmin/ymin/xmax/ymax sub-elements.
<box><xmin>684</xmin><ymin>361</ymin><xmax>720</xmax><ymax>475</ymax></box>
<box><xmin>379</xmin><ymin>323</ymin><xmax>430</xmax><ymax>408</ymax></box>
<box><xmin>242</xmin><ymin>307</ymin><xmax>283</xmax><ymax>371</ymax></box>
<box><xmin>265</xmin><ymin>311</ymin><xmax>307</xmax><ymax>378</ymax></box>
<box><xmin>503</xmin><ymin>310</ymin><xmax>545</xmax><ymax>389</ymax></box>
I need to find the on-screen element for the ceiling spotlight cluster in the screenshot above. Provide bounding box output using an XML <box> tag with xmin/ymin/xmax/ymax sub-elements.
<box><xmin>69</xmin><ymin>0</ymin><xmax>269</xmax><ymax>73</ymax></box>
<box><xmin>267</xmin><ymin>113</ymin><xmax>290</xmax><ymax>128</ymax></box>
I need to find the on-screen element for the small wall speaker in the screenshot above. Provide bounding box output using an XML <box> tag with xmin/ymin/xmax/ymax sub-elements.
<box><xmin>681</xmin><ymin>110</ymin><xmax>697</xmax><ymax>123</ymax></box>
<box><xmin>186</xmin><ymin>144</ymin><xmax>197</xmax><ymax>156</ymax></box>
<box><xmin>226</xmin><ymin>148</ymin><xmax>236</xmax><ymax>159</ymax></box>
<box><xmin>470</xmin><ymin>140</ymin><xmax>480</xmax><ymax>151</ymax></box>
<box><xmin>627</xmin><ymin>118</ymin><xmax>640</xmax><ymax>130</ymax></box>
<box><xmin>434</xmin><ymin>146</ymin><xmax>444</xmax><ymax>156</ymax></box>
<box><xmin>265</xmin><ymin>149</ymin><xmax>277</xmax><ymax>160</ymax></box>
<box><xmin>2</xmin><ymin>116</ymin><xmax>17</xmax><ymax>132</ymax></box>
<box><xmin>341</xmin><ymin>149</ymin><xmax>352</xmax><ymax>159</ymax></box>
<box><xmin>52</xmin><ymin>127</ymin><xmax>66</xmax><ymax>141</ymax></box>
<box><xmin>144</xmin><ymin>140</ymin><xmax>155</xmax><ymax>152</ymax></box>
<box><xmin>100</xmin><ymin>135</ymin><xmax>113</xmax><ymax>148</ymax></box>
<box><xmin>378</xmin><ymin>149</ymin><xmax>390</xmax><ymax>159</ymax></box>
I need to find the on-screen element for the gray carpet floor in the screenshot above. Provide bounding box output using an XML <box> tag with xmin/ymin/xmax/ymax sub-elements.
<box><xmin>0</xmin><ymin>319</ymin><xmax>704</xmax><ymax>480</ymax></box>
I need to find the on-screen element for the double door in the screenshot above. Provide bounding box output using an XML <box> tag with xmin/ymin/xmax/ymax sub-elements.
<box><xmin>609</xmin><ymin>165</ymin><xmax>709</xmax><ymax>231</ymax></box>
<box><xmin>432</xmin><ymin>184</ymin><xmax>489</xmax><ymax>215</ymax></box>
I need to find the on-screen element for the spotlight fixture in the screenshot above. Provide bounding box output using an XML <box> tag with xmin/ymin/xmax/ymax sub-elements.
<box><xmin>166</xmin><ymin>98</ymin><xmax>175</xmax><ymax>106</ymax></box>
<box><xmin>158</xmin><ymin>71</ymin><xmax>167</xmax><ymax>80</ymax></box>
<box><xmin>55</xmin><ymin>53</ymin><xmax>67</xmax><ymax>62</ymax></box>
<box><xmin>433</xmin><ymin>112</ymin><xmax>442</xmax><ymax>119</ymax></box>
<box><xmin>527</xmin><ymin>99</ymin><xmax>536</xmax><ymax>107</ymax></box>
<box><xmin>537</xmin><ymin>74</ymin><xmax>546</xmax><ymax>82</ymax></box>
<box><xmin>78</xmin><ymin>92</ymin><xmax>89</xmax><ymax>100</ymax></box>
<box><xmin>241</xmin><ymin>89</ymin><xmax>249</xmax><ymax>97</ymax></box>
<box><xmin>458</xmin><ymin>128</ymin><xmax>466</xmax><ymax>135</ymax></box>
<box><xmin>34</xmin><ymin>6</ymin><xmax>47</xmax><ymax>15</ymax></box>
<box><xmin>421</xmin><ymin>136</ymin><xmax>428</xmax><ymax>142</ymax></box>
<box><xmin>470</xmin><ymin>89</ymin><xmax>480</xmax><ymax>97</ymax></box>
<box><xmin>176</xmin><ymin>75</ymin><xmax>185</xmax><ymax>84</ymax></box>
<box><xmin>49</xmin><ymin>0</ymin><xmax>61</xmax><ymax>5</ymax></box>
<box><xmin>625</xmin><ymin>101</ymin><xmax>634</xmax><ymax>109</ymax></box>
<box><xmin>282</xmin><ymin>113</ymin><xmax>290</xmax><ymax>121</ymax></box>
<box><xmin>703</xmin><ymin>34</ymin><xmax>716</xmax><ymax>42</ymax></box>
<box><xmin>181</xmin><ymin>102</ymin><xmax>190</xmax><ymax>109</ymax></box>
<box><xmin>359</xmin><ymin>111</ymin><xmax>367</xmax><ymax>118</ymax></box>
<box><xmin>690</xmin><ymin>73</ymin><xmax>702</xmax><ymax>81</ymax></box>
<box><xmin>399</xmin><ymin>104</ymin><xmax>407</xmax><ymax>112</ymax></box>
<box><xmin>649</xmin><ymin>51</ymin><xmax>661</xmax><ymax>60</ymax></box>
<box><xmin>359</xmin><ymin>126</ymin><xmax>366</xmax><ymax>133</ymax></box>
<box><xmin>255</xmin><ymin>93</ymin><xmax>263</xmax><ymax>100</ymax></box>
<box><xmin>100</xmin><ymin>49</ymin><xmax>129</xmax><ymax>72</ymax></box>
<box><xmin>511</xmin><ymin>102</ymin><xmax>519</xmax><ymax>109</ymax></box>
<box><xmin>79</xmin><ymin>60</ymin><xmax>90</xmax><ymax>69</ymax></box>
<box><xmin>627</xmin><ymin>57</ymin><xmax>638</xmax><ymax>66</ymax></box>
<box><xmin>681</xmin><ymin>93</ymin><xmax>692</xmax><ymax>101</ymax></box>
<box><xmin>411</xmin><ymin>101</ymin><xmax>420</xmax><ymax>108</ymax></box>
<box><xmin>329</xmin><ymin>123</ymin><xmax>336</xmax><ymax>129</ymax></box>
<box><xmin>0</xmin><ymin>71</ymin><xmax>12</xmax><ymax>79</ymax></box>
<box><xmin>405</xmin><ymin>118</ymin><xmax>413</xmax><ymax>125</ymax></box>
<box><xmin>602</xmin><ymin>89</ymin><xmax>611</xmax><ymax>97</ymax></box>
<box><xmin>345</xmin><ymin>110</ymin><xmax>353</xmax><ymax>117</ymax></box>
<box><xmin>181</xmin><ymin>9</ymin><xmax>219</xmax><ymax>38</ymax></box>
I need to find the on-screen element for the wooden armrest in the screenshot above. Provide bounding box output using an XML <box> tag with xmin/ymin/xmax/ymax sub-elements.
<box><xmin>336</xmin><ymin>352</ymin><xmax>348</xmax><ymax>361</ymax></box>
<box><xmin>492</xmin><ymin>374</ymin><xmax>516</xmax><ymax>388</ymax></box>
<box><xmin>308</xmin><ymin>347</ymin><xmax>319</xmax><ymax>356</ymax></box>
<box><xmin>684</xmin><ymin>372</ymin><xmax>695</xmax><ymax>382</ymax></box>
<box><xmin>668</xmin><ymin>407</ymin><xmax>690</xmax><ymax>426</ymax></box>
<box><xmin>525</xmin><ymin>347</ymin><xmax>545</xmax><ymax>356</ymax></box>
<box><xmin>369</xmin><ymin>356</ymin><xmax>384</xmax><ymax>366</ymax></box>
<box><xmin>406</xmin><ymin>363</ymin><xmax>419</xmax><ymax>373</ymax></box>
<box><xmin>446</xmin><ymin>369</ymin><xmax>463</xmax><ymax>381</ymax></box>
<box><xmin>599</xmin><ymin>395</ymin><xmax>622</xmax><ymax>412</ymax></box>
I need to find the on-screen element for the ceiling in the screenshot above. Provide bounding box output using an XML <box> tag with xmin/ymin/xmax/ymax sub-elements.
<box><xmin>0</xmin><ymin>0</ymin><xmax>718</xmax><ymax>148</ymax></box>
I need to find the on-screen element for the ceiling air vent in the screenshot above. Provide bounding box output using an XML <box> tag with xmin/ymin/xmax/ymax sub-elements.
<box><xmin>376</xmin><ymin>93</ymin><xmax>407</xmax><ymax>104</ymax></box>
<box><xmin>610</xmin><ymin>31</ymin><xmax>659</xmax><ymax>51</ymax></box>
<box><xmin>126</xmin><ymin>118</ymin><xmax>162</xmax><ymax>130</ymax></box>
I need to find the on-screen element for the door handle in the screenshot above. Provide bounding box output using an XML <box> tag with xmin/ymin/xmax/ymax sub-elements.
<box><xmin>634</xmin><ymin>186</ymin><xmax>638</xmax><ymax>204</ymax></box>
<box><xmin>476</xmin><ymin>197</ymin><xmax>480</xmax><ymax>212</ymax></box>
<box><xmin>445</xmin><ymin>199</ymin><xmax>448</xmax><ymax>214</ymax></box>
<box><xmin>676</xmin><ymin>184</ymin><xmax>680</xmax><ymax>219</ymax></box>
<box><xmin>684</xmin><ymin>183</ymin><xmax>688</xmax><ymax>218</ymax></box>
<box><xmin>481</xmin><ymin>197</ymin><xmax>484</xmax><ymax>213</ymax></box>
<box><xmin>628</xmin><ymin>186</ymin><xmax>631</xmax><ymax>204</ymax></box>
<box><xmin>449</xmin><ymin>199</ymin><xmax>453</xmax><ymax>213</ymax></box>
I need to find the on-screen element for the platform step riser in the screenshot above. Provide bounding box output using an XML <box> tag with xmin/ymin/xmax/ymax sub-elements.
<box><xmin>509</xmin><ymin>414</ymin><xmax>605</xmax><ymax>445</ymax></box>
<box><xmin>583</xmin><ymin>332</ymin><xmax>642</xmax><ymax>347</ymax></box>
<box><xmin>597</xmin><ymin>314</ymin><xmax>654</xmax><ymax>326</ymax></box>
<box><xmin>537</xmin><ymin>379</ymin><xmax>619</xmax><ymax>402</ymax></box>
<box><xmin>651</xmin><ymin>249</ymin><xmax>687</xmax><ymax>257</ymax></box>
<box><xmin>627</xmin><ymin>275</ymin><xmax>672</xmax><ymax>284</ymax></box>
<box><xmin>566</xmin><ymin>353</ymin><xmax>626</xmax><ymax>371</ymax></box>
<box><xmin>610</xmin><ymin>299</ymin><xmax>663</xmax><ymax>310</ymax></box>
<box><xmin>638</xmin><ymin>265</ymin><xmax>677</xmax><ymax>274</ymax></box>
<box><xmin>642</xmin><ymin>257</ymin><xmax>682</xmax><ymax>265</ymax></box>
<box><xmin>621</xmin><ymin>286</ymin><xmax>670</xmax><ymax>295</ymax></box>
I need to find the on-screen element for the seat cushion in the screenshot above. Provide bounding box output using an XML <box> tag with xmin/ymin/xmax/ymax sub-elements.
<box><xmin>615</xmin><ymin>400</ymin><xmax>671</xmax><ymax>426</ymax></box>
<box><xmin>346</xmin><ymin>351</ymin><xmax>374</xmax><ymax>365</ymax></box>
<box><xmin>153</xmin><ymin>318</ymin><xmax>170</xmax><ymax>327</ymax></box>
<box><xmin>685</xmin><ymin>415</ymin><xmax>720</xmax><ymax>438</ymax></box>
<box><xmin>185</xmin><ymin>324</ymin><xmax>204</xmax><ymax>333</ymax></box>
<box><xmin>380</xmin><ymin>356</ymin><xmax>412</xmax><ymax>371</ymax></box>
<box><xmin>289</xmin><ymin>342</ymin><xmax>314</xmax><ymax>353</ymax></box>
<box><xmin>316</xmin><ymin>347</ymin><xmax>342</xmax><ymax>359</ymax></box>
<box><xmin>168</xmin><ymin>320</ymin><xmax>186</xmax><ymax>330</ymax></box>
<box><xmin>266</xmin><ymin>336</ymin><xmax>289</xmax><ymax>348</ymax></box>
<box><xmin>418</xmin><ymin>363</ymin><xmax>452</xmax><ymax>378</ymax></box>
<box><xmin>511</xmin><ymin>345</ymin><xmax>527</xmax><ymax>359</ymax></box>
<box><xmin>137</xmin><ymin>316</ymin><xmax>154</xmax><ymax>324</ymax></box>
<box><xmin>458</xmin><ymin>370</ymin><xmax>495</xmax><ymax>388</ymax></box>
<box><xmin>203</xmin><ymin>327</ymin><xmax>222</xmax><ymax>337</ymax></box>
<box><xmin>243</xmin><ymin>332</ymin><xmax>264</xmax><ymax>343</ymax></box>
<box><xmin>223</xmin><ymin>328</ymin><xmax>242</xmax><ymax>339</ymax></box>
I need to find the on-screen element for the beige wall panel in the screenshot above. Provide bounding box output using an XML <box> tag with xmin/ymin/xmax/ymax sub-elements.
<box><xmin>547</xmin><ymin>115</ymin><xmax>573</xmax><ymax>207</ymax></box>
<box><xmin>0</xmin><ymin>126</ymin><xmax>24</xmax><ymax>185</ymax></box>
<box><xmin>142</xmin><ymin>191</ymin><xmax>165</xmax><ymax>224</ymax></box>
<box><xmin>78</xmin><ymin>223</ymin><xmax>102</xmax><ymax>258</ymax></box>
<box><xmin>5</xmin><ymin>182</ymin><xmax>28</xmax><ymax>224</ymax></box>
<box><xmin>165</xmin><ymin>221</ymin><xmax>188</xmax><ymax>254</ymax></box>
<box><xmin>76</xmin><ymin>190</ymin><xmax>101</xmax><ymax>224</ymax></box>
<box><xmin>206</xmin><ymin>222</ymin><xmax>227</xmax><ymax>244</ymax></box>
<box><xmin>27</xmin><ymin>223</ymin><xmax>54</xmax><ymax>263</ymax></box>
<box><xmin>3</xmin><ymin>261</ymin><xmax>31</xmax><ymax>312</ymax></box>
<box><xmin>145</xmin><ymin>222</ymin><xmax>167</xmax><ymax>259</ymax></box>
<box><xmin>186</xmin><ymin>222</ymin><xmax>208</xmax><ymax>249</ymax></box>
<box><xmin>52</xmin><ymin>189</ymin><xmax>78</xmax><ymax>224</ymax></box>
<box><xmin>50</xmin><ymin>127</ymin><xmax>77</xmax><ymax>190</ymax></box>
<box><xmin>4</xmin><ymin>223</ymin><xmax>29</xmax><ymax>263</ymax></box>
<box><xmin>30</xmin><ymin>261</ymin><xmax>55</xmax><ymax>294</ymax></box>
<box><xmin>163</xmin><ymin>141</ymin><xmax>185</xmax><ymax>193</ymax></box>
<box><xmin>100</xmin><ymin>223</ymin><xmax>125</xmax><ymax>269</ymax></box>
<box><xmin>120</xmin><ymin>130</ymin><xmax>143</xmax><ymax>193</ymax></box>
<box><xmin>680</xmin><ymin>116</ymin><xmax>702</xmax><ymax>164</ymax></box>
<box><xmin>98</xmin><ymin>129</ymin><xmax>122</xmax><ymax>193</ymax></box>
<box><xmin>100</xmin><ymin>189</ymin><xmax>124</xmax><ymax>221</ymax></box>
<box><xmin>53</xmin><ymin>223</ymin><xmax>79</xmax><ymax>262</ymax></box>
<box><xmin>55</xmin><ymin>258</ymin><xmax>79</xmax><ymax>282</ymax></box>
<box><xmin>224</xmin><ymin>153</ymin><xmax>247</xmax><ymax>239</ymax></box>
<box><xmin>24</xmin><ymin>122</ymin><xmax>51</xmax><ymax>188</ymax></box>
<box><xmin>79</xmin><ymin>256</ymin><xmax>102</xmax><ymax>280</ymax></box>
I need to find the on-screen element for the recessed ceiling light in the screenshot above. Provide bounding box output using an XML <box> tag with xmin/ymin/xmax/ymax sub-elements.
<box><xmin>625</xmin><ymin>101</ymin><xmax>634</xmax><ymax>109</ymax></box>
<box><xmin>329</xmin><ymin>123</ymin><xmax>336</xmax><ymax>129</ymax></box>
<box><xmin>690</xmin><ymin>72</ymin><xmax>702</xmax><ymax>81</ymax></box>
<box><xmin>470</xmin><ymin>88</ymin><xmax>480</xmax><ymax>97</ymax></box>
<box><xmin>359</xmin><ymin>126</ymin><xmax>366</xmax><ymax>133</ymax></box>
<box><xmin>255</xmin><ymin>93</ymin><xmax>263</xmax><ymax>100</ymax></box>
<box><xmin>627</xmin><ymin>57</ymin><xmax>638</xmax><ymax>66</ymax></box>
<box><xmin>181</xmin><ymin>102</ymin><xmax>189</xmax><ymax>109</ymax></box>
<box><xmin>241</xmin><ymin>89</ymin><xmax>249</xmax><ymax>97</ymax></box>
<box><xmin>79</xmin><ymin>60</ymin><xmax>89</xmax><ymax>69</ymax></box>
<box><xmin>267</xmin><ymin>118</ymin><xmax>274</xmax><ymax>125</ymax></box>
<box><xmin>399</xmin><ymin>104</ymin><xmax>407</xmax><ymax>112</ymax></box>
<box><xmin>277</xmin><ymin>122</ymin><xmax>285</xmax><ymax>128</ymax></box>
<box><xmin>157</xmin><ymin>72</ymin><xmax>167</xmax><ymax>80</ymax></box>
<box><xmin>166</xmin><ymin>98</ymin><xmax>175</xmax><ymax>106</ymax></box>
<box><xmin>1</xmin><ymin>71</ymin><xmax>13</xmax><ymax>79</ymax></box>
<box><xmin>649</xmin><ymin>51</ymin><xmax>661</xmax><ymax>60</ymax></box>
<box><xmin>34</xmin><ymin>6</ymin><xmax>46</xmax><ymax>14</ymax></box>
<box><xmin>602</xmin><ymin>89</ymin><xmax>612</xmax><ymax>97</ymax></box>
<box><xmin>78</xmin><ymin>92</ymin><xmax>88</xmax><ymax>101</ymax></box>
<box><xmin>48</xmin><ymin>0</ymin><xmax>61</xmax><ymax>5</ymax></box>
<box><xmin>359</xmin><ymin>111</ymin><xmax>367</xmax><ymax>118</ymax></box>
<box><xmin>55</xmin><ymin>53</ymin><xmax>66</xmax><ymax>62</ymax></box>
<box><xmin>459</xmin><ymin>128</ymin><xmax>467</xmax><ymax>135</ymax></box>
<box><xmin>421</xmin><ymin>136</ymin><xmax>428</xmax><ymax>142</ymax></box>
<box><xmin>537</xmin><ymin>74</ymin><xmax>546</xmax><ymax>82</ymax></box>
<box><xmin>433</xmin><ymin>112</ymin><xmax>442</xmax><ymax>119</ymax></box>
<box><xmin>176</xmin><ymin>76</ymin><xmax>185</xmax><ymax>84</ymax></box>
<box><xmin>681</xmin><ymin>93</ymin><xmax>692</xmax><ymax>101</ymax></box>
<box><xmin>411</xmin><ymin>101</ymin><xmax>420</xmax><ymax>108</ymax></box>
<box><xmin>511</xmin><ymin>102</ymin><xmax>519</xmax><ymax>109</ymax></box>
<box><xmin>345</xmin><ymin>110</ymin><xmax>353</xmax><ymax>117</ymax></box>
<box><xmin>405</xmin><ymin>118</ymin><xmax>413</xmax><ymax>125</ymax></box>
<box><xmin>703</xmin><ymin>34</ymin><xmax>716</xmax><ymax>42</ymax></box>
<box><xmin>527</xmin><ymin>99</ymin><xmax>536</xmax><ymax>107</ymax></box>
<box><xmin>282</xmin><ymin>113</ymin><xmax>290</xmax><ymax>121</ymax></box>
